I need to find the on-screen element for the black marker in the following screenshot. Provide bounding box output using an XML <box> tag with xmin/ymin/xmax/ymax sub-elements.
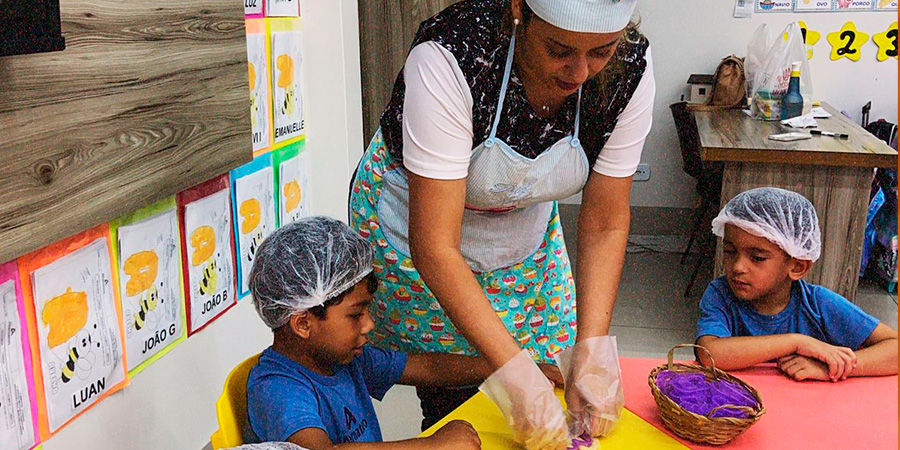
<box><xmin>810</xmin><ymin>130</ymin><xmax>849</xmax><ymax>139</ymax></box>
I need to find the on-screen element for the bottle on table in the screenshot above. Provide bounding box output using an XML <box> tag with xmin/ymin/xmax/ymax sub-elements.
<box><xmin>781</xmin><ymin>61</ymin><xmax>803</xmax><ymax>120</ymax></box>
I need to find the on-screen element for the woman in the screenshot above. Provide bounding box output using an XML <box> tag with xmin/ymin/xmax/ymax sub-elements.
<box><xmin>350</xmin><ymin>0</ymin><xmax>654</xmax><ymax>446</ymax></box>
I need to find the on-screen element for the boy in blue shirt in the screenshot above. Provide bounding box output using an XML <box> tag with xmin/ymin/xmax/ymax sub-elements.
<box><xmin>696</xmin><ymin>188</ymin><xmax>897</xmax><ymax>382</ymax></box>
<box><xmin>246</xmin><ymin>217</ymin><xmax>562</xmax><ymax>449</ymax></box>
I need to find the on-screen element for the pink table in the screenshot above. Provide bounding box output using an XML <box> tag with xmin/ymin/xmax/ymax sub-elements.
<box><xmin>620</xmin><ymin>357</ymin><xmax>898</xmax><ymax>449</ymax></box>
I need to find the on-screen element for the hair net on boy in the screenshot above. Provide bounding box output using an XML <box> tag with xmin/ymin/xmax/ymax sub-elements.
<box><xmin>249</xmin><ymin>216</ymin><xmax>374</xmax><ymax>329</ymax></box>
<box><xmin>224</xmin><ymin>443</ymin><xmax>308</xmax><ymax>450</ymax></box>
<box><xmin>711</xmin><ymin>187</ymin><xmax>821</xmax><ymax>261</ymax></box>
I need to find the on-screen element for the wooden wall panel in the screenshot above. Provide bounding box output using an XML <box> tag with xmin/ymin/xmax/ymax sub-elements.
<box><xmin>0</xmin><ymin>0</ymin><xmax>251</xmax><ymax>264</ymax></box>
<box><xmin>358</xmin><ymin>0</ymin><xmax>458</xmax><ymax>140</ymax></box>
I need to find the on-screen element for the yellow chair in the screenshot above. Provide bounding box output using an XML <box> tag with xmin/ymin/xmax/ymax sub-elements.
<box><xmin>210</xmin><ymin>353</ymin><xmax>261</xmax><ymax>449</ymax></box>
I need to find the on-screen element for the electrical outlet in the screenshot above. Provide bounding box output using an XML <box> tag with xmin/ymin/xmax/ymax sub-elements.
<box><xmin>634</xmin><ymin>163</ymin><xmax>650</xmax><ymax>181</ymax></box>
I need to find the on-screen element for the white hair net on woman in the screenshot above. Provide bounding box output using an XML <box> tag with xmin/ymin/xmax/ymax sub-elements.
<box><xmin>711</xmin><ymin>187</ymin><xmax>821</xmax><ymax>262</ymax></box>
<box><xmin>248</xmin><ymin>216</ymin><xmax>374</xmax><ymax>329</ymax></box>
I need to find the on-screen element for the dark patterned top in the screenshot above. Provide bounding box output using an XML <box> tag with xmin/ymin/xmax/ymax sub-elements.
<box><xmin>379</xmin><ymin>0</ymin><xmax>650</xmax><ymax>167</ymax></box>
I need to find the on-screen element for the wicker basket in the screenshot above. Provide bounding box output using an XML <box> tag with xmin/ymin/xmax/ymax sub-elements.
<box><xmin>648</xmin><ymin>344</ymin><xmax>765</xmax><ymax>445</ymax></box>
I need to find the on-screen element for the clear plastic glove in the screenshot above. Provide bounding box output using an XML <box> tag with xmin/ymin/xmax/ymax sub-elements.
<box><xmin>556</xmin><ymin>336</ymin><xmax>625</xmax><ymax>438</ymax></box>
<box><xmin>480</xmin><ymin>350</ymin><xmax>570</xmax><ymax>450</ymax></box>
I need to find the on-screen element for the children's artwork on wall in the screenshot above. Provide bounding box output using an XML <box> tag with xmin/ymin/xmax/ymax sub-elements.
<box><xmin>274</xmin><ymin>140</ymin><xmax>312</xmax><ymax>228</ymax></box>
<box><xmin>266</xmin><ymin>0</ymin><xmax>299</xmax><ymax>17</ymax></box>
<box><xmin>245</xmin><ymin>0</ymin><xmax>264</xmax><ymax>18</ymax></box>
<box><xmin>269</xmin><ymin>18</ymin><xmax>305</xmax><ymax>146</ymax></box>
<box><xmin>0</xmin><ymin>262</ymin><xmax>40</xmax><ymax>450</ymax></box>
<box><xmin>758</xmin><ymin>0</ymin><xmax>896</xmax><ymax>10</ymax></box>
<box><xmin>827</xmin><ymin>21</ymin><xmax>869</xmax><ymax>60</ymax></box>
<box><xmin>875</xmin><ymin>0</ymin><xmax>898</xmax><ymax>10</ymax></box>
<box><xmin>756</xmin><ymin>0</ymin><xmax>793</xmax><ymax>12</ymax></box>
<box><xmin>110</xmin><ymin>197</ymin><xmax>186</xmax><ymax>377</ymax></box>
<box><xmin>873</xmin><ymin>21</ymin><xmax>898</xmax><ymax>60</ymax></box>
<box><xmin>232</xmin><ymin>154</ymin><xmax>277</xmax><ymax>298</ymax></box>
<box><xmin>177</xmin><ymin>175</ymin><xmax>237</xmax><ymax>335</ymax></box>
<box><xmin>247</xmin><ymin>20</ymin><xmax>273</xmax><ymax>156</ymax></box>
<box><xmin>837</xmin><ymin>0</ymin><xmax>875</xmax><ymax>9</ymax></box>
<box><xmin>18</xmin><ymin>225</ymin><xmax>128</xmax><ymax>436</ymax></box>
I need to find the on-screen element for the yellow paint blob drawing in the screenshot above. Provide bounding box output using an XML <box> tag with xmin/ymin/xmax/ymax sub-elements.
<box><xmin>249</xmin><ymin>62</ymin><xmax>259</xmax><ymax>128</ymax></box>
<box><xmin>190</xmin><ymin>225</ymin><xmax>217</xmax><ymax>266</ymax></box>
<box><xmin>276</xmin><ymin>54</ymin><xmax>296</xmax><ymax>117</ymax></box>
<box><xmin>873</xmin><ymin>22</ymin><xmax>898</xmax><ymax>61</ymax></box>
<box><xmin>827</xmin><ymin>22</ymin><xmax>869</xmax><ymax>61</ymax></box>
<box><xmin>123</xmin><ymin>250</ymin><xmax>159</xmax><ymax>296</ymax></box>
<box><xmin>284</xmin><ymin>179</ymin><xmax>301</xmax><ymax>213</ymax></box>
<box><xmin>42</xmin><ymin>287</ymin><xmax>89</xmax><ymax>348</ymax></box>
<box><xmin>240</xmin><ymin>198</ymin><xmax>262</xmax><ymax>234</ymax></box>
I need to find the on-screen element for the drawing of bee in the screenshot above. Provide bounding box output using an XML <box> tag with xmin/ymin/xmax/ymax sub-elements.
<box><xmin>199</xmin><ymin>259</ymin><xmax>218</xmax><ymax>296</ymax></box>
<box><xmin>133</xmin><ymin>285</ymin><xmax>159</xmax><ymax>331</ymax></box>
<box><xmin>60</xmin><ymin>328</ymin><xmax>98</xmax><ymax>383</ymax></box>
<box><xmin>247</xmin><ymin>229</ymin><xmax>263</xmax><ymax>263</ymax></box>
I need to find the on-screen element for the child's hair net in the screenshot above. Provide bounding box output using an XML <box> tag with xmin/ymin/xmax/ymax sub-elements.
<box><xmin>249</xmin><ymin>216</ymin><xmax>374</xmax><ymax>329</ymax></box>
<box><xmin>224</xmin><ymin>444</ymin><xmax>308</xmax><ymax>450</ymax></box>
<box><xmin>711</xmin><ymin>187</ymin><xmax>821</xmax><ymax>261</ymax></box>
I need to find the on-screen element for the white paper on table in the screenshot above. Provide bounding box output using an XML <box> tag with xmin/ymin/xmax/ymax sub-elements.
<box><xmin>780</xmin><ymin>113</ymin><xmax>818</xmax><ymax>128</ymax></box>
<box><xmin>271</xmin><ymin>30</ymin><xmax>305</xmax><ymax>144</ymax></box>
<box><xmin>810</xmin><ymin>107</ymin><xmax>832</xmax><ymax>118</ymax></box>
<box><xmin>247</xmin><ymin>33</ymin><xmax>271</xmax><ymax>153</ymax></box>
<box><xmin>279</xmin><ymin>151</ymin><xmax>312</xmax><ymax>226</ymax></box>
<box><xmin>31</xmin><ymin>239</ymin><xmax>126</xmax><ymax>433</ymax></box>
<box><xmin>117</xmin><ymin>210</ymin><xmax>184</xmax><ymax>371</ymax></box>
<box><xmin>0</xmin><ymin>280</ymin><xmax>37</xmax><ymax>450</ymax></box>
<box><xmin>235</xmin><ymin>167</ymin><xmax>276</xmax><ymax>293</ymax></box>
<box><xmin>184</xmin><ymin>190</ymin><xmax>236</xmax><ymax>331</ymax></box>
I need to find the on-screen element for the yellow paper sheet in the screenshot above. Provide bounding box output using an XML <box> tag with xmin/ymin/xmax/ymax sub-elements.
<box><xmin>420</xmin><ymin>390</ymin><xmax>689</xmax><ymax>450</ymax></box>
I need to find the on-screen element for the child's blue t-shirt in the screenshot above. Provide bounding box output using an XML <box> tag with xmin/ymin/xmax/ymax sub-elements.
<box><xmin>247</xmin><ymin>345</ymin><xmax>407</xmax><ymax>444</ymax></box>
<box><xmin>696</xmin><ymin>277</ymin><xmax>879</xmax><ymax>350</ymax></box>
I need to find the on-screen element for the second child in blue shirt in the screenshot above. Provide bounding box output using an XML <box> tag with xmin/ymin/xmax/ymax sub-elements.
<box><xmin>696</xmin><ymin>188</ymin><xmax>897</xmax><ymax>382</ymax></box>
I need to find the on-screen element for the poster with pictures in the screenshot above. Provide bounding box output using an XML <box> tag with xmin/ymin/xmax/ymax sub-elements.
<box><xmin>837</xmin><ymin>0</ymin><xmax>875</xmax><ymax>9</ymax></box>
<box><xmin>757</xmin><ymin>0</ymin><xmax>794</xmax><ymax>11</ymax></box>
<box><xmin>178</xmin><ymin>176</ymin><xmax>237</xmax><ymax>335</ymax></box>
<box><xmin>874</xmin><ymin>0</ymin><xmax>898</xmax><ymax>10</ymax></box>
<box><xmin>247</xmin><ymin>20</ymin><xmax>273</xmax><ymax>155</ymax></box>
<box><xmin>269</xmin><ymin>19</ymin><xmax>305</xmax><ymax>145</ymax></box>
<box><xmin>0</xmin><ymin>262</ymin><xmax>39</xmax><ymax>450</ymax></box>
<box><xmin>267</xmin><ymin>0</ymin><xmax>299</xmax><ymax>16</ymax></box>
<box><xmin>20</xmin><ymin>229</ymin><xmax>128</xmax><ymax>435</ymax></box>
<box><xmin>232</xmin><ymin>155</ymin><xmax>277</xmax><ymax>298</ymax></box>
<box><xmin>279</xmin><ymin>147</ymin><xmax>311</xmax><ymax>226</ymax></box>
<box><xmin>795</xmin><ymin>0</ymin><xmax>833</xmax><ymax>10</ymax></box>
<box><xmin>114</xmin><ymin>207</ymin><xmax>186</xmax><ymax>375</ymax></box>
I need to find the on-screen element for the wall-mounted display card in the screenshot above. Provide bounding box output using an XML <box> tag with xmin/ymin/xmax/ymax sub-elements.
<box><xmin>266</xmin><ymin>0</ymin><xmax>299</xmax><ymax>17</ymax></box>
<box><xmin>245</xmin><ymin>0</ymin><xmax>264</xmax><ymax>18</ymax></box>
<box><xmin>0</xmin><ymin>261</ymin><xmax>40</xmax><ymax>450</ymax></box>
<box><xmin>247</xmin><ymin>19</ymin><xmax>273</xmax><ymax>156</ymax></box>
<box><xmin>231</xmin><ymin>154</ymin><xmax>276</xmax><ymax>298</ymax></box>
<box><xmin>273</xmin><ymin>140</ymin><xmax>312</xmax><ymax>228</ymax></box>
<box><xmin>268</xmin><ymin>18</ymin><xmax>305</xmax><ymax>147</ymax></box>
<box><xmin>177</xmin><ymin>175</ymin><xmax>237</xmax><ymax>335</ymax></box>
<box><xmin>110</xmin><ymin>197</ymin><xmax>186</xmax><ymax>377</ymax></box>
<box><xmin>18</xmin><ymin>225</ymin><xmax>128</xmax><ymax>437</ymax></box>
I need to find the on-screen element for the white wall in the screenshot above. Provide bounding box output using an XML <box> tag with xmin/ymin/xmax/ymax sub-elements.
<box><xmin>40</xmin><ymin>1</ymin><xmax>364</xmax><ymax>449</ymax></box>
<box><xmin>631</xmin><ymin>1</ymin><xmax>898</xmax><ymax>208</ymax></box>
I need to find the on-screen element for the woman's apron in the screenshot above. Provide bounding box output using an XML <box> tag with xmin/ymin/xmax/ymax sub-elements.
<box><xmin>350</xmin><ymin>32</ymin><xmax>591</xmax><ymax>363</ymax></box>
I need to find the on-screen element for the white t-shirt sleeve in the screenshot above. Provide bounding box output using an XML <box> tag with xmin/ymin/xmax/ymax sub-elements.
<box><xmin>591</xmin><ymin>46</ymin><xmax>656</xmax><ymax>177</ymax></box>
<box><xmin>401</xmin><ymin>41</ymin><xmax>474</xmax><ymax>180</ymax></box>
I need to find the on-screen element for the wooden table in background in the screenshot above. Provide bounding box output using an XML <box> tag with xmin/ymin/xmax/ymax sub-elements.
<box><xmin>694</xmin><ymin>102</ymin><xmax>897</xmax><ymax>301</ymax></box>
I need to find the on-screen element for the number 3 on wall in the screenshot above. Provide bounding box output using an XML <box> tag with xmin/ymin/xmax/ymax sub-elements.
<box><xmin>873</xmin><ymin>22</ymin><xmax>898</xmax><ymax>62</ymax></box>
<box><xmin>827</xmin><ymin>22</ymin><xmax>869</xmax><ymax>61</ymax></box>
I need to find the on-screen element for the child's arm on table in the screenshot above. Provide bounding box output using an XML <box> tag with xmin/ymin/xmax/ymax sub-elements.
<box><xmin>398</xmin><ymin>353</ymin><xmax>564</xmax><ymax>388</ymax></box>
<box><xmin>287</xmin><ymin>420</ymin><xmax>480</xmax><ymax>450</ymax></box>
<box><xmin>697</xmin><ymin>333</ymin><xmax>857</xmax><ymax>380</ymax></box>
<box><xmin>778</xmin><ymin>324</ymin><xmax>897</xmax><ymax>380</ymax></box>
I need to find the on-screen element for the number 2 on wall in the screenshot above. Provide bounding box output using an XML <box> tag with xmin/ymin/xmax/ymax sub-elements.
<box><xmin>827</xmin><ymin>22</ymin><xmax>869</xmax><ymax>61</ymax></box>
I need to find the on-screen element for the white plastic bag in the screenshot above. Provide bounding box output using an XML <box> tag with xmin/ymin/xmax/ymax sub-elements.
<box><xmin>750</xmin><ymin>22</ymin><xmax>813</xmax><ymax>120</ymax></box>
<box><xmin>744</xmin><ymin>24</ymin><xmax>771</xmax><ymax>100</ymax></box>
<box><xmin>555</xmin><ymin>336</ymin><xmax>625</xmax><ymax>438</ymax></box>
